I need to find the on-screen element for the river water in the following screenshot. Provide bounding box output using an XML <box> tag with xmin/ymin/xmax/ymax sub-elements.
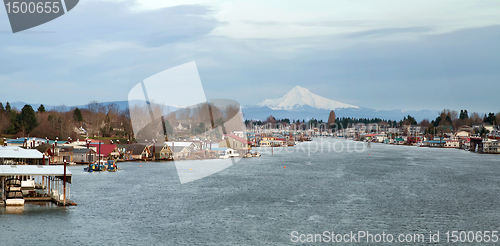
<box><xmin>1</xmin><ymin>138</ymin><xmax>500</xmax><ymax>245</ymax></box>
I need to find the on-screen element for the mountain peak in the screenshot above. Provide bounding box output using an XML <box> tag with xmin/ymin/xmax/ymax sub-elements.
<box><xmin>257</xmin><ymin>86</ymin><xmax>359</xmax><ymax>110</ymax></box>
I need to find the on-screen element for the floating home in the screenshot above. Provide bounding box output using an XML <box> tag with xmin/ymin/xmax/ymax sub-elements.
<box><xmin>0</xmin><ymin>165</ymin><xmax>75</xmax><ymax>206</ymax></box>
<box><xmin>0</xmin><ymin>146</ymin><xmax>48</xmax><ymax>165</ymax></box>
<box><xmin>0</xmin><ymin>146</ymin><xmax>75</xmax><ymax>206</ymax></box>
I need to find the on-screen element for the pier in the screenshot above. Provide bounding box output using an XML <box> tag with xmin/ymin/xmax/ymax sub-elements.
<box><xmin>0</xmin><ymin>165</ymin><xmax>76</xmax><ymax>207</ymax></box>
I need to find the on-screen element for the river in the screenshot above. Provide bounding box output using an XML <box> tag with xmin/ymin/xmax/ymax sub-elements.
<box><xmin>1</xmin><ymin>138</ymin><xmax>499</xmax><ymax>245</ymax></box>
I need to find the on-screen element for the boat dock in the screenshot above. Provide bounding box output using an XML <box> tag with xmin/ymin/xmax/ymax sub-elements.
<box><xmin>0</xmin><ymin>165</ymin><xmax>76</xmax><ymax>207</ymax></box>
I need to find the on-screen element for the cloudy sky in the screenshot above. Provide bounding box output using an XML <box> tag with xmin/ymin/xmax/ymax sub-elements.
<box><xmin>0</xmin><ymin>0</ymin><xmax>499</xmax><ymax>112</ymax></box>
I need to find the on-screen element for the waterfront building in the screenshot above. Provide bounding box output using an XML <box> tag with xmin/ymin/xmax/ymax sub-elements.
<box><xmin>218</xmin><ymin>134</ymin><xmax>252</xmax><ymax>153</ymax></box>
<box><xmin>71</xmin><ymin>149</ymin><xmax>97</xmax><ymax>163</ymax></box>
<box><xmin>0</xmin><ymin>146</ymin><xmax>47</xmax><ymax>165</ymax></box>
<box><xmin>0</xmin><ymin>165</ymin><xmax>74</xmax><ymax>206</ymax></box>
<box><xmin>5</xmin><ymin>137</ymin><xmax>49</xmax><ymax>148</ymax></box>
<box><xmin>125</xmin><ymin>144</ymin><xmax>150</xmax><ymax>160</ymax></box>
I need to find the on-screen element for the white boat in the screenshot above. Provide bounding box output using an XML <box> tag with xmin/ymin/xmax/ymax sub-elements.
<box><xmin>5</xmin><ymin>199</ymin><xmax>25</xmax><ymax>206</ymax></box>
<box><xmin>218</xmin><ymin>148</ymin><xmax>240</xmax><ymax>159</ymax></box>
<box><xmin>219</xmin><ymin>153</ymin><xmax>240</xmax><ymax>159</ymax></box>
<box><xmin>21</xmin><ymin>176</ymin><xmax>35</xmax><ymax>189</ymax></box>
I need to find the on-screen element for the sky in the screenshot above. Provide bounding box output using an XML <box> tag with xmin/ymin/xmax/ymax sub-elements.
<box><xmin>0</xmin><ymin>0</ymin><xmax>499</xmax><ymax>112</ymax></box>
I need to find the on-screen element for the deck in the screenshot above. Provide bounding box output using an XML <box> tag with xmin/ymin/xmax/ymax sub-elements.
<box><xmin>24</xmin><ymin>197</ymin><xmax>77</xmax><ymax>206</ymax></box>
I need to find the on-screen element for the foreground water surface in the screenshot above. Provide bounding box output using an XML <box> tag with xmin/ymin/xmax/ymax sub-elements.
<box><xmin>1</xmin><ymin>138</ymin><xmax>500</xmax><ymax>245</ymax></box>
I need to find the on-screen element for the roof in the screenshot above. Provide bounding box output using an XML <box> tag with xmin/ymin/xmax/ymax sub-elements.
<box><xmin>425</xmin><ymin>140</ymin><xmax>445</xmax><ymax>144</ymax></box>
<box><xmin>5</xmin><ymin>139</ymin><xmax>26</xmax><ymax>144</ymax></box>
<box><xmin>151</xmin><ymin>143</ymin><xmax>168</xmax><ymax>148</ymax></box>
<box><xmin>223</xmin><ymin>134</ymin><xmax>252</xmax><ymax>144</ymax></box>
<box><xmin>0</xmin><ymin>146</ymin><xmax>44</xmax><ymax>159</ymax></box>
<box><xmin>172</xmin><ymin>146</ymin><xmax>188</xmax><ymax>153</ymax></box>
<box><xmin>72</xmin><ymin>148</ymin><xmax>95</xmax><ymax>154</ymax></box>
<box><xmin>6</xmin><ymin>138</ymin><xmax>48</xmax><ymax>144</ymax></box>
<box><xmin>89</xmin><ymin>144</ymin><xmax>117</xmax><ymax>156</ymax></box>
<box><xmin>165</xmin><ymin>142</ymin><xmax>195</xmax><ymax>147</ymax></box>
<box><xmin>35</xmin><ymin>144</ymin><xmax>52</xmax><ymax>153</ymax></box>
<box><xmin>0</xmin><ymin>165</ymin><xmax>72</xmax><ymax>183</ymax></box>
<box><xmin>126</xmin><ymin>144</ymin><xmax>148</xmax><ymax>155</ymax></box>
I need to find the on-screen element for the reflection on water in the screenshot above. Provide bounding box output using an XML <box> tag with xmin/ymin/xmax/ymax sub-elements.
<box><xmin>1</xmin><ymin>202</ymin><xmax>65</xmax><ymax>215</ymax></box>
<box><xmin>4</xmin><ymin>206</ymin><xmax>24</xmax><ymax>215</ymax></box>
<box><xmin>1</xmin><ymin>138</ymin><xmax>500</xmax><ymax>245</ymax></box>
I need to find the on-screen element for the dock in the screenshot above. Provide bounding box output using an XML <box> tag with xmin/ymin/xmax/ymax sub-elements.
<box><xmin>1</xmin><ymin>165</ymin><xmax>76</xmax><ymax>207</ymax></box>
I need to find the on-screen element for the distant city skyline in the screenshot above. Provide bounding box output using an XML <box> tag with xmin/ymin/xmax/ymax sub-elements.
<box><xmin>0</xmin><ymin>0</ymin><xmax>499</xmax><ymax>112</ymax></box>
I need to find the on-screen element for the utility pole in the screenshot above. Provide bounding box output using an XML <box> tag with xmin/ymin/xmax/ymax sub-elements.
<box><xmin>98</xmin><ymin>141</ymin><xmax>101</xmax><ymax>165</ymax></box>
<box><xmin>63</xmin><ymin>159</ymin><xmax>66</xmax><ymax>206</ymax></box>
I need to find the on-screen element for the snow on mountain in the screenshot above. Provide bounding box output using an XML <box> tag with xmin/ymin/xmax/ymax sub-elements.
<box><xmin>257</xmin><ymin>86</ymin><xmax>359</xmax><ymax>110</ymax></box>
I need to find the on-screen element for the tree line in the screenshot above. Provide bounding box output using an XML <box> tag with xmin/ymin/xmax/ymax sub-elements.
<box><xmin>0</xmin><ymin>101</ymin><xmax>133</xmax><ymax>140</ymax></box>
<box><xmin>245</xmin><ymin>108</ymin><xmax>500</xmax><ymax>133</ymax></box>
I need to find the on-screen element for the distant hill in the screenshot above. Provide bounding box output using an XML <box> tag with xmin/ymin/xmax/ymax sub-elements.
<box><xmin>5</xmin><ymin>87</ymin><xmax>442</xmax><ymax>121</ymax></box>
<box><xmin>6</xmin><ymin>101</ymin><xmax>130</xmax><ymax>112</ymax></box>
<box><xmin>243</xmin><ymin>105</ymin><xmax>440</xmax><ymax>121</ymax></box>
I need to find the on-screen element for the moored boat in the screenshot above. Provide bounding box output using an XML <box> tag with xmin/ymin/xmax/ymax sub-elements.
<box><xmin>5</xmin><ymin>199</ymin><xmax>24</xmax><ymax>206</ymax></box>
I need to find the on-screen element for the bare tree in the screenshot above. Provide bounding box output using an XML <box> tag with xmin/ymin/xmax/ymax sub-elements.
<box><xmin>85</xmin><ymin>101</ymin><xmax>107</xmax><ymax>136</ymax></box>
<box><xmin>419</xmin><ymin>119</ymin><xmax>430</xmax><ymax>129</ymax></box>
<box><xmin>470</xmin><ymin>112</ymin><xmax>483</xmax><ymax>124</ymax></box>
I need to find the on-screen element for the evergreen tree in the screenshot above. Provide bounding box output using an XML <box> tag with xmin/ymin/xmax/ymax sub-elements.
<box><xmin>0</xmin><ymin>102</ymin><xmax>4</xmax><ymax>112</ymax></box>
<box><xmin>459</xmin><ymin>110</ymin><xmax>469</xmax><ymax>120</ymax></box>
<box><xmin>5</xmin><ymin>102</ymin><xmax>11</xmax><ymax>112</ymax></box>
<box><xmin>15</xmin><ymin>105</ymin><xmax>38</xmax><ymax>134</ymax></box>
<box><xmin>73</xmin><ymin>108</ymin><xmax>83</xmax><ymax>122</ymax></box>
<box><xmin>37</xmin><ymin>104</ymin><xmax>46</xmax><ymax>113</ymax></box>
<box><xmin>484</xmin><ymin>112</ymin><xmax>496</xmax><ymax>125</ymax></box>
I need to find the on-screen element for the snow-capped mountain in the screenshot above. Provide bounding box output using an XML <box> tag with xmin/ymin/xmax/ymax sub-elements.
<box><xmin>244</xmin><ymin>85</ymin><xmax>440</xmax><ymax>121</ymax></box>
<box><xmin>257</xmin><ymin>86</ymin><xmax>359</xmax><ymax>110</ymax></box>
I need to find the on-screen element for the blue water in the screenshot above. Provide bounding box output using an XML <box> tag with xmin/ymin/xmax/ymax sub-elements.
<box><xmin>1</xmin><ymin>139</ymin><xmax>499</xmax><ymax>245</ymax></box>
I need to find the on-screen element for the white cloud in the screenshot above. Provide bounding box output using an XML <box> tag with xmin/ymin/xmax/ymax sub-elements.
<box><xmin>107</xmin><ymin>0</ymin><xmax>500</xmax><ymax>39</ymax></box>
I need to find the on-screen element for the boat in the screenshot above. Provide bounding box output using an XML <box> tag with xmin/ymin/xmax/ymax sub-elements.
<box><xmin>252</xmin><ymin>152</ymin><xmax>261</xmax><ymax>157</ymax></box>
<box><xmin>21</xmin><ymin>176</ymin><xmax>36</xmax><ymax>196</ymax></box>
<box><xmin>218</xmin><ymin>149</ymin><xmax>240</xmax><ymax>159</ymax></box>
<box><xmin>5</xmin><ymin>199</ymin><xmax>24</xmax><ymax>206</ymax></box>
<box><xmin>84</xmin><ymin>160</ymin><xmax>107</xmax><ymax>172</ymax></box>
<box><xmin>243</xmin><ymin>153</ymin><xmax>253</xmax><ymax>158</ymax></box>
<box><xmin>21</xmin><ymin>176</ymin><xmax>35</xmax><ymax>189</ymax></box>
<box><xmin>84</xmin><ymin>160</ymin><xmax>120</xmax><ymax>172</ymax></box>
<box><xmin>106</xmin><ymin>160</ymin><xmax>120</xmax><ymax>172</ymax></box>
<box><xmin>5</xmin><ymin>178</ymin><xmax>24</xmax><ymax>206</ymax></box>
